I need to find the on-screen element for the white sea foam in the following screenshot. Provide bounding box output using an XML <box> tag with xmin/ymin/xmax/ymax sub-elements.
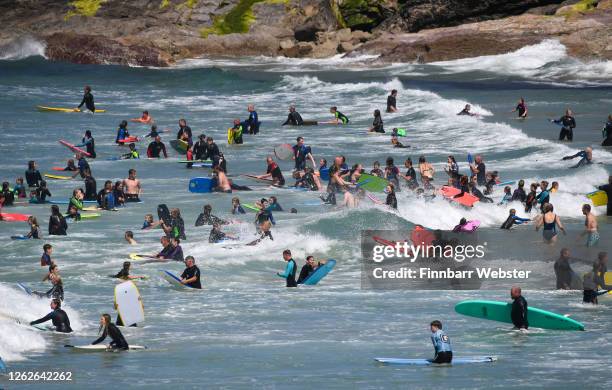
<box><xmin>0</xmin><ymin>37</ymin><xmax>46</xmax><ymax>61</ymax></box>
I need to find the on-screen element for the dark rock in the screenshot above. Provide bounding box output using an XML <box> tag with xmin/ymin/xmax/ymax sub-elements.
<box><xmin>294</xmin><ymin>22</ymin><xmax>326</xmax><ymax>41</ymax></box>
<box><xmin>338</xmin><ymin>0</ymin><xmax>395</xmax><ymax>31</ymax></box>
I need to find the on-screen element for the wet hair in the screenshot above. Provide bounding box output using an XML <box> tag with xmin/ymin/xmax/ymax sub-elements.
<box><xmin>283</xmin><ymin>249</ymin><xmax>291</xmax><ymax>256</ymax></box>
<box><xmin>374</xmin><ymin>109</ymin><xmax>381</xmax><ymax>117</ymax></box>
<box><xmin>28</xmin><ymin>160</ymin><xmax>36</xmax><ymax>170</ymax></box>
<box><xmin>185</xmin><ymin>255</ymin><xmax>195</xmax><ymax>263</ymax></box>
<box><xmin>125</xmin><ymin>230</ymin><xmax>134</xmax><ymax>239</ymax></box>
<box><xmin>418</xmin><ymin>156</ymin><xmax>426</xmax><ymax>164</ymax></box>
<box><xmin>120</xmin><ymin>120</ymin><xmax>128</xmax><ymax>128</ymax></box>
<box><xmin>51</xmin><ymin>298</ymin><xmax>61</xmax><ymax>308</ymax></box>
<box><xmin>386</xmin><ymin>157</ymin><xmax>394</xmax><ymax>166</ymax></box>
<box><xmin>123</xmin><ymin>261</ymin><xmax>131</xmax><ymax>269</ymax></box>
<box><xmin>391</xmin><ymin>89</ymin><xmax>397</xmax><ymax>94</ymax></box>
<box><xmin>306</xmin><ymin>256</ymin><xmax>314</xmax><ymax>261</ymax></box>
<box><xmin>43</xmin><ymin>243</ymin><xmax>52</xmax><ymax>251</ymax></box>
<box><xmin>85</xmin><ymin>130</ymin><xmax>92</xmax><ymax>137</ymax></box>
<box><xmin>129</xmin><ymin>169</ymin><xmax>136</xmax><ymax>175</ymax></box>
<box><xmin>430</xmin><ymin>320</ymin><xmax>442</xmax><ymax>329</ymax></box>
<box><xmin>583</xmin><ymin>204</ymin><xmax>591</xmax><ymax>212</ymax></box>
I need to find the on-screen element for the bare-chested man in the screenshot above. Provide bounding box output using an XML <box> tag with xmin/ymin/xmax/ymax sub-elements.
<box><xmin>581</xmin><ymin>204</ymin><xmax>599</xmax><ymax>247</ymax></box>
<box><xmin>122</xmin><ymin>169</ymin><xmax>141</xmax><ymax>202</ymax></box>
<box><xmin>213</xmin><ymin>167</ymin><xmax>232</xmax><ymax>193</ymax></box>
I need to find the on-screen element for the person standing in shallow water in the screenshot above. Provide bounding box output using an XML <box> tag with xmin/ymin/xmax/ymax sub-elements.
<box><xmin>386</xmin><ymin>89</ymin><xmax>398</xmax><ymax>113</ymax></box>
<box><xmin>277</xmin><ymin>249</ymin><xmax>297</xmax><ymax>287</ymax></box>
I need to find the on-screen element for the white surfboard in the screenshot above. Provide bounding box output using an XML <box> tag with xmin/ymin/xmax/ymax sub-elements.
<box><xmin>114</xmin><ymin>281</ymin><xmax>144</xmax><ymax>326</ymax></box>
<box><xmin>159</xmin><ymin>269</ymin><xmax>191</xmax><ymax>289</ymax></box>
<box><xmin>66</xmin><ymin>344</ymin><xmax>146</xmax><ymax>351</ymax></box>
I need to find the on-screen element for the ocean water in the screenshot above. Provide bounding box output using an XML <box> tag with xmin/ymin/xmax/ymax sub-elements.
<box><xmin>0</xmin><ymin>39</ymin><xmax>611</xmax><ymax>388</ymax></box>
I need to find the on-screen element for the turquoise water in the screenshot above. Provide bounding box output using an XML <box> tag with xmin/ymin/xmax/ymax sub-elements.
<box><xmin>0</xmin><ymin>39</ymin><xmax>611</xmax><ymax>388</ymax></box>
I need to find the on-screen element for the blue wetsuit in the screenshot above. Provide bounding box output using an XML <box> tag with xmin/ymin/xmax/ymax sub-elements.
<box><xmin>244</xmin><ymin>111</ymin><xmax>260</xmax><ymax>134</ymax></box>
<box><xmin>431</xmin><ymin>329</ymin><xmax>452</xmax><ymax>363</ymax></box>
<box><xmin>563</xmin><ymin>151</ymin><xmax>592</xmax><ymax>168</ymax></box>
<box><xmin>277</xmin><ymin>259</ymin><xmax>297</xmax><ymax>287</ymax></box>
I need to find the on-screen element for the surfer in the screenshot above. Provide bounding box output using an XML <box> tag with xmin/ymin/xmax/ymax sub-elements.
<box><xmin>212</xmin><ymin>167</ymin><xmax>232</xmax><ymax>193</ymax></box>
<box><xmin>418</xmin><ymin>156</ymin><xmax>435</xmax><ymax>190</ymax></box>
<box><xmin>293</xmin><ymin>137</ymin><xmax>316</xmax><ymax>172</ymax></box>
<box><xmin>162</xmin><ymin>208</ymin><xmax>186</xmax><ymax>240</ymax></box>
<box><xmin>391</xmin><ymin>134</ymin><xmax>407</xmax><ymax>148</ymax></box>
<box><xmin>401</xmin><ymin>159</ymin><xmax>418</xmax><ymax>190</ymax></box>
<box><xmin>63</xmin><ymin>159</ymin><xmax>77</xmax><ymax>171</ymax></box>
<box><xmin>277</xmin><ymin>249</ymin><xmax>297</xmax><ymax>287</ymax></box>
<box><xmin>554</xmin><ymin>248</ymin><xmax>576</xmax><ymax>290</ymax></box>
<box><xmin>385</xmin><ymin>183</ymin><xmax>397</xmax><ymax>209</ymax></box>
<box><xmin>370</xmin><ymin>161</ymin><xmax>383</xmax><ymax>178</ymax></box>
<box><xmin>232</xmin><ymin>197</ymin><xmax>246</xmax><ymax>214</ymax></box>
<box><xmin>325</xmin><ymin>106</ymin><xmax>349</xmax><ymax>125</ymax></box>
<box><xmin>77</xmin><ymin>85</ymin><xmax>95</xmax><ymax>113</ymax></box>
<box><xmin>97</xmin><ymin>180</ymin><xmax>116</xmax><ymax>210</ymax></box>
<box><xmin>368</xmin><ymin>109</ymin><xmax>384</xmax><ymax>133</ymax></box>
<box><xmin>177</xmin><ymin>119</ymin><xmax>193</xmax><ymax>146</ymax></box>
<box><xmin>122</xmin><ymin>143</ymin><xmax>140</xmax><ymax>159</ymax></box>
<box><xmin>429</xmin><ymin>320</ymin><xmax>452</xmax><ymax>363</ymax></box>
<box><xmin>189</xmin><ymin>134</ymin><xmax>208</xmax><ymax>165</ymax></box>
<box><xmin>598</xmin><ymin>175</ymin><xmax>612</xmax><ymax>216</ymax></box>
<box><xmin>247</xmin><ymin>220</ymin><xmax>273</xmax><ymax>246</ymax></box>
<box><xmin>142</xmin><ymin>214</ymin><xmax>161</xmax><ymax>230</ymax></box>
<box><xmin>114</xmin><ymin>262</ymin><xmax>132</xmax><ymax>280</ymax></box>
<box><xmin>92</xmin><ymin>314</ymin><xmax>129</xmax><ymax>350</ymax></box>
<box><xmin>551</xmin><ymin>109</ymin><xmax>576</xmax><ymax>141</ymax></box>
<box><xmin>257</xmin><ymin>156</ymin><xmax>285</xmax><ymax>186</ymax></box>
<box><xmin>594</xmin><ymin>252</ymin><xmax>611</xmax><ymax>289</ymax></box>
<box><xmin>562</xmin><ymin>147</ymin><xmax>592</xmax><ymax>168</ymax></box>
<box><xmin>25</xmin><ymin>160</ymin><xmax>43</xmax><ymax>188</ymax></box>
<box><xmin>603</xmin><ymin>114</ymin><xmax>612</xmax><ymax>146</ymax></box>
<box><xmin>1</xmin><ymin>182</ymin><xmax>14</xmax><ymax>206</ymax></box>
<box><xmin>512</xmin><ymin>97</ymin><xmax>528</xmax><ymax>118</ymax></box>
<box><xmin>33</xmin><ymin>180</ymin><xmax>51</xmax><ymax>203</ymax></box>
<box><xmin>209</xmin><ymin>222</ymin><xmax>236</xmax><ymax>243</ymax></box>
<box><xmin>181</xmin><ymin>256</ymin><xmax>202</xmax><ymax>289</ymax></box>
<box><xmin>244</xmin><ymin>104</ymin><xmax>260</xmax><ymax>134</ymax></box>
<box><xmin>384</xmin><ymin>157</ymin><xmax>400</xmax><ymax>190</ymax></box>
<box><xmin>386</xmin><ymin>89</ymin><xmax>398</xmax><ymax>113</ymax></box>
<box><xmin>470</xmin><ymin>155</ymin><xmax>486</xmax><ymax>186</ymax></box>
<box><xmin>83</xmin><ymin>170</ymin><xmax>97</xmax><ymax>201</ymax></box>
<box><xmin>535</xmin><ymin>203</ymin><xmax>566</xmax><ymax>244</ymax></box>
<box><xmin>282</xmin><ymin>105</ymin><xmax>304</xmax><ymax>126</ymax></box>
<box><xmin>580</xmin><ymin>204</ymin><xmax>599</xmax><ymax>247</ymax></box>
<box><xmin>511</xmin><ymin>180</ymin><xmax>526</xmax><ymax>202</ymax></box>
<box><xmin>457</xmin><ymin>104</ymin><xmax>476</xmax><ymax>116</ymax></box>
<box><xmin>582</xmin><ymin>264</ymin><xmax>599</xmax><ymax>304</ymax></box>
<box><xmin>131</xmin><ymin>110</ymin><xmax>153</xmax><ymax>124</ymax></box>
<box><xmin>500</xmin><ymin>209</ymin><xmax>530</xmax><ymax>229</ymax></box>
<box><xmin>68</xmin><ymin>188</ymin><xmax>85</xmax><ymax>212</ymax></box>
<box><xmin>115</xmin><ymin>120</ymin><xmax>130</xmax><ymax>144</ymax></box>
<box><xmin>443</xmin><ymin>156</ymin><xmax>460</xmax><ymax>187</ymax></box>
<box><xmin>40</xmin><ymin>243</ymin><xmax>54</xmax><ymax>266</ymax></box>
<box><xmin>255</xmin><ymin>199</ymin><xmax>276</xmax><ymax>227</ymax></box>
<box><xmin>206</xmin><ymin>137</ymin><xmax>222</xmax><ymax>169</ymax></box>
<box><xmin>122</xmin><ymin>169</ymin><xmax>141</xmax><ymax>202</ymax></box>
<box><xmin>195</xmin><ymin>204</ymin><xmax>227</xmax><ymax>226</ymax></box>
<box><xmin>147</xmin><ymin>135</ymin><xmax>168</xmax><ymax>158</ymax></box>
<box><xmin>30</xmin><ymin>299</ymin><xmax>72</xmax><ymax>333</ymax></box>
<box><xmin>297</xmin><ymin>256</ymin><xmax>324</xmax><ymax>284</ymax></box>
<box><xmin>510</xmin><ymin>287</ymin><xmax>528</xmax><ymax>330</ymax></box>
<box><xmin>25</xmin><ymin>216</ymin><xmax>41</xmax><ymax>239</ymax></box>
<box><xmin>71</xmin><ymin>153</ymin><xmax>90</xmax><ymax>179</ymax></box>
<box><xmin>41</xmin><ymin>263</ymin><xmax>64</xmax><ymax>301</ymax></box>
<box><xmin>48</xmin><ymin>205</ymin><xmax>68</xmax><ymax>236</ymax></box>
<box><xmin>76</xmin><ymin>130</ymin><xmax>96</xmax><ymax>158</ymax></box>
<box><xmin>65</xmin><ymin>205</ymin><xmax>81</xmax><ymax>221</ymax></box>
<box><xmin>230</xmin><ymin>119</ymin><xmax>244</xmax><ymax>144</ymax></box>
<box><xmin>124</xmin><ymin>231</ymin><xmax>137</xmax><ymax>245</ymax></box>
<box><xmin>498</xmin><ymin>186</ymin><xmax>513</xmax><ymax>205</ymax></box>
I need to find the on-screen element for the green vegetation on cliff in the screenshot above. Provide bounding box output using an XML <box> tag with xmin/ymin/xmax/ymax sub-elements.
<box><xmin>337</xmin><ymin>0</ymin><xmax>388</xmax><ymax>31</ymax></box>
<box><xmin>200</xmin><ymin>0</ymin><xmax>267</xmax><ymax>37</ymax></box>
<box><xmin>65</xmin><ymin>0</ymin><xmax>106</xmax><ymax>19</ymax></box>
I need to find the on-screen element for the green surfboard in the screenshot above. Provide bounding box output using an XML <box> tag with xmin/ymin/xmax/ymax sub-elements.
<box><xmin>455</xmin><ymin>300</ymin><xmax>584</xmax><ymax>331</ymax></box>
<box><xmin>357</xmin><ymin>174</ymin><xmax>388</xmax><ymax>193</ymax></box>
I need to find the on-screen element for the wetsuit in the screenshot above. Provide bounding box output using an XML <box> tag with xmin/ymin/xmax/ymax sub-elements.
<box><xmin>335</xmin><ymin>111</ymin><xmax>349</xmax><ymax>124</ymax></box>
<box><xmin>457</xmin><ymin>108</ymin><xmax>474</xmax><ymax>116</ymax></box>
<box><xmin>511</xmin><ymin>187</ymin><xmax>526</xmax><ymax>202</ymax></box>
<box><xmin>475</xmin><ymin>162</ymin><xmax>486</xmax><ymax>186</ymax></box>
<box><xmin>115</xmin><ymin>268</ymin><xmax>130</xmax><ymax>279</ymax></box>
<box><xmin>554</xmin><ymin>258</ymin><xmax>573</xmax><ymax>289</ymax></box>
<box><xmin>195</xmin><ymin>213</ymin><xmax>227</xmax><ymax>227</ymax></box>
<box><xmin>147</xmin><ymin>141</ymin><xmax>167</xmax><ymax>158</ymax></box>
<box><xmin>245</xmin><ymin>110</ymin><xmax>260</xmax><ymax>134</ymax></box>
<box><xmin>84</xmin><ymin>176</ymin><xmax>97</xmax><ymax>201</ymax></box>
<box><xmin>232</xmin><ymin>125</ymin><xmax>243</xmax><ymax>144</ymax></box>
<box><xmin>122</xmin><ymin>150</ymin><xmax>139</xmax><ymax>160</ymax></box>
<box><xmin>1</xmin><ymin>188</ymin><xmax>14</xmax><ymax>205</ymax></box>
<box><xmin>77</xmin><ymin>157</ymin><xmax>90</xmax><ymax>179</ymax></box>
<box><xmin>431</xmin><ymin>329</ymin><xmax>452</xmax><ymax>363</ymax></box>
<box><xmin>563</xmin><ymin>151</ymin><xmax>592</xmax><ymax>168</ymax></box>
<box><xmin>500</xmin><ymin>215</ymin><xmax>530</xmax><ymax>229</ymax></box>
<box><xmin>598</xmin><ymin>183</ymin><xmax>612</xmax><ymax>216</ymax></box>
<box><xmin>92</xmin><ymin>324</ymin><xmax>128</xmax><ymax>350</ymax></box>
<box><xmin>78</xmin><ymin>137</ymin><xmax>96</xmax><ymax>158</ymax></box>
<box><xmin>78</xmin><ymin>92</ymin><xmax>95</xmax><ymax>112</ymax></box>
<box><xmin>372</xmin><ymin>116</ymin><xmax>384</xmax><ymax>133</ymax></box>
<box><xmin>471</xmin><ymin>186</ymin><xmax>493</xmax><ymax>203</ymax></box>
<box><xmin>536</xmin><ymin>190</ymin><xmax>550</xmax><ymax>212</ymax></box>
<box><xmin>115</xmin><ymin>126</ymin><xmax>129</xmax><ymax>144</ymax></box>
<box><xmin>278</xmin><ymin>258</ymin><xmax>297</xmax><ymax>287</ymax></box>
<box><xmin>524</xmin><ymin>190</ymin><xmax>536</xmax><ymax>213</ymax></box>
<box><xmin>293</xmin><ymin>144</ymin><xmax>312</xmax><ymax>171</ymax></box>
<box><xmin>157</xmin><ymin>244</ymin><xmax>174</xmax><ymax>259</ymax></box>
<box><xmin>386</xmin><ymin>192</ymin><xmax>397</xmax><ymax>209</ymax></box>
<box><xmin>232</xmin><ymin>205</ymin><xmax>246</xmax><ymax>214</ymax></box>
<box><xmin>97</xmin><ymin>190</ymin><xmax>115</xmax><ymax>210</ymax></box>
<box><xmin>177</xmin><ymin>125</ymin><xmax>193</xmax><ymax>145</ymax></box>
<box><xmin>208</xmin><ymin>228</ymin><xmax>226</xmax><ymax>243</ymax></box>
<box><xmin>283</xmin><ymin>111</ymin><xmax>304</xmax><ymax>126</ymax></box>
<box><xmin>30</xmin><ymin>308</ymin><xmax>72</xmax><ymax>333</ymax></box>
<box><xmin>48</xmin><ymin>215</ymin><xmax>68</xmax><ymax>235</ymax></box>
<box><xmin>41</xmin><ymin>253</ymin><xmax>52</xmax><ymax>266</ymax></box>
<box><xmin>168</xmin><ymin>217</ymin><xmax>186</xmax><ymax>240</ymax></box>
<box><xmin>192</xmin><ymin>140</ymin><xmax>208</xmax><ymax>160</ymax></box>
<box><xmin>511</xmin><ymin>296</ymin><xmax>528</xmax><ymax>329</ymax></box>
<box><xmin>256</xmin><ymin>209</ymin><xmax>275</xmax><ymax>226</ymax></box>
<box><xmin>205</xmin><ymin>142</ymin><xmax>220</xmax><ymax>164</ymax></box>
<box><xmin>516</xmin><ymin>102</ymin><xmax>527</xmax><ymax>117</ymax></box>
<box><xmin>385</xmin><ymin>165</ymin><xmax>400</xmax><ymax>190</ymax></box>
<box><xmin>27</xmin><ymin>225</ymin><xmax>41</xmax><ymax>239</ymax></box>
<box><xmin>267</xmin><ymin>162</ymin><xmax>285</xmax><ymax>185</ymax></box>
<box><xmin>181</xmin><ymin>265</ymin><xmax>202</xmax><ymax>288</ymax></box>
<box><xmin>404</xmin><ymin>167</ymin><xmax>418</xmax><ymax>189</ymax></box>
<box><xmin>554</xmin><ymin>115</ymin><xmax>576</xmax><ymax>141</ymax></box>
<box><xmin>386</xmin><ymin>95</ymin><xmax>396</xmax><ymax>112</ymax></box>
<box><xmin>25</xmin><ymin>169</ymin><xmax>43</xmax><ymax>188</ymax></box>
<box><xmin>297</xmin><ymin>263</ymin><xmax>316</xmax><ymax>284</ymax></box>
<box><xmin>603</xmin><ymin>120</ymin><xmax>612</xmax><ymax>146</ymax></box>
<box><xmin>45</xmin><ymin>281</ymin><xmax>64</xmax><ymax>301</ymax></box>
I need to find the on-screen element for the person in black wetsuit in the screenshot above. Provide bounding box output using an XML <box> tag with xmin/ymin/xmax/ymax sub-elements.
<box><xmin>554</xmin><ymin>248</ymin><xmax>575</xmax><ymax>290</ymax></box>
<box><xmin>205</xmin><ymin>137</ymin><xmax>221</xmax><ymax>169</ymax></box>
<box><xmin>297</xmin><ymin>256</ymin><xmax>324</xmax><ymax>284</ymax></box>
<box><xmin>147</xmin><ymin>136</ymin><xmax>168</xmax><ymax>158</ymax></box>
<box><xmin>25</xmin><ymin>160</ymin><xmax>43</xmax><ymax>188</ymax></box>
<box><xmin>277</xmin><ymin>249</ymin><xmax>297</xmax><ymax>287</ymax></box>
<box><xmin>512</xmin><ymin>97</ymin><xmax>528</xmax><ymax>118</ymax></box>
<box><xmin>511</xmin><ymin>179</ymin><xmax>526</xmax><ymax>203</ymax></box>
<box><xmin>195</xmin><ymin>204</ymin><xmax>227</xmax><ymax>226</ymax></box>
<box><xmin>208</xmin><ymin>222</ymin><xmax>228</xmax><ymax>243</ymax></box>
<box><xmin>177</xmin><ymin>119</ymin><xmax>193</xmax><ymax>146</ymax></box>
<box><xmin>190</xmin><ymin>134</ymin><xmax>208</xmax><ymax>163</ymax></box>
<box><xmin>1</xmin><ymin>182</ymin><xmax>14</xmax><ymax>206</ymax></box>
<box><xmin>385</xmin><ymin>183</ymin><xmax>397</xmax><ymax>209</ymax></box>
<box><xmin>83</xmin><ymin>169</ymin><xmax>97</xmax><ymax>201</ymax></box>
<box><xmin>72</xmin><ymin>153</ymin><xmax>90</xmax><ymax>179</ymax></box>
<box><xmin>457</xmin><ymin>104</ymin><xmax>476</xmax><ymax>116</ymax></box>
<box><xmin>510</xmin><ymin>286</ymin><xmax>528</xmax><ymax>330</ymax></box>
<box><xmin>551</xmin><ymin>109</ymin><xmax>576</xmax><ymax>141</ymax></box>
<box><xmin>40</xmin><ymin>263</ymin><xmax>64</xmax><ymax>301</ymax></box>
<box><xmin>92</xmin><ymin>314</ymin><xmax>129</xmax><ymax>350</ymax></box>
<box><xmin>386</xmin><ymin>89</ymin><xmax>397</xmax><ymax>113</ymax></box>
<box><xmin>244</xmin><ymin>104</ymin><xmax>260</xmax><ymax>134</ymax></box>
<box><xmin>30</xmin><ymin>299</ymin><xmax>72</xmax><ymax>333</ymax></box>
<box><xmin>598</xmin><ymin>175</ymin><xmax>612</xmax><ymax>216</ymax></box>
<box><xmin>282</xmin><ymin>105</ymin><xmax>304</xmax><ymax>126</ymax></box>
<box><xmin>602</xmin><ymin>115</ymin><xmax>612</xmax><ymax>146</ymax></box>
<box><xmin>77</xmin><ymin>130</ymin><xmax>96</xmax><ymax>158</ymax></box>
<box><xmin>48</xmin><ymin>205</ymin><xmax>68</xmax><ymax>236</ymax></box>
<box><xmin>500</xmin><ymin>209</ymin><xmax>530</xmax><ymax>229</ymax></box>
<box><xmin>470</xmin><ymin>155</ymin><xmax>486</xmax><ymax>186</ymax></box>
<box><xmin>77</xmin><ymin>85</ymin><xmax>95</xmax><ymax>113</ymax></box>
<box><xmin>114</xmin><ymin>261</ymin><xmax>132</xmax><ymax>280</ymax></box>
<box><xmin>562</xmin><ymin>147</ymin><xmax>592</xmax><ymax>168</ymax></box>
<box><xmin>368</xmin><ymin>109</ymin><xmax>384</xmax><ymax>133</ymax></box>
<box><xmin>33</xmin><ymin>180</ymin><xmax>51</xmax><ymax>203</ymax></box>
<box><xmin>181</xmin><ymin>256</ymin><xmax>202</xmax><ymax>288</ymax></box>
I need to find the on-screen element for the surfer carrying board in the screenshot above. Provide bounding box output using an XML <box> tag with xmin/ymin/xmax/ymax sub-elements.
<box><xmin>510</xmin><ymin>286</ymin><xmax>528</xmax><ymax>330</ymax></box>
<box><xmin>297</xmin><ymin>256</ymin><xmax>326</xmax><ymax>284</ymax></box>
<box><xmin>430</xmin><ymin>320</ymin><xmax>452</xmax><ymax>364</ymax></box>
<box><xmin>180</xmin><ymin>256</ymin><xmax>202</xmax><ymax>289</ymax></box>
<box><xmin>30</xmin><ymin>299</ymin><xmax>72</xmax><ymax>333</ymax></box>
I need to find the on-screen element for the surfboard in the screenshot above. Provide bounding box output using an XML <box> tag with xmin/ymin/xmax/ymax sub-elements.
<box><xmin>242</xmin><ymin>174</ymin><xmax>274</xmax><ymax>184</ymax></box>
<box><xmin>59</xmin><ymin>140</ymin><xmax>91</xmax><ymax>157</ymax></box>
<box><xmin>467</xmin><ymin>153</ymin><xmax>474</xmax><ymax>165</ymax></box>
<box><xmin>302</xmin><ymin>259</ymin><xmax>336</xmax><ymax>285</ymax></box>
<box><xmin>169</xmin><ymin>139</ymin><xmax>189</xmax><ymax>154</ymax></box>
<box><xmin>66</xmin><ymin>344</ymin><xmax>146</xmax><ymax>351</ymax></box>
<box><xmin>159</xmin><ymin>270</ymin><xmax>193</xmax><ymax>289</ymax></box>
<box><xmin>455</xmin><ymin>300</ymin><xmax>584</xmax><ymax>331</ymax></box>
<box><xmin>319</xmin><ymin>167</ymin><xmax>330</xmax><ymax>181</ymax></box>
<box><xmin>587</xmin><ymin>190</ymin><xmax>608</xmax><ymax>207</ymax></box>
<box><xmin>189</xmin><ymin>177</ymin><xmax>213</xmax><ymax>193</ymax></box>
<box><xmin>37</xmin><ymin>106</ymin><xmax>106</xmax><ymax>113</ymax></box>
<box><xmin>114</xmin><ymin>281</ymin><xmax>145</xmax><ymax>327</ymax></box>
<box><xmin>157</xmin><ymin>204</ymin><xmax>171</xmax><ymax>225</ymax></box>
<box><xmin>17</xmin><ymin>282</ymin><xmax>32</xmax><ymax>295</ymax></box>
<box><xmin>242</xmin><ymin>203</ymin><xmax>259</xmax><ymax>212</ymax></box>
<box><xmin>458</xmin><ymin>220</ymin><xmax>480</xmax><ymax>232</ymax></box>
<box><xmin>51</xmin><ymin>167</ymin><xmax>73</xmax><ymax>171</ymax></box>
<box><xmin>117</xmin><ymin>137</ymin><xmax>140</xmax><ymax>144</ymax></box>
<box><xmin>178</xmin><ymin>159</ymin><xmax>213</xmax><ymax>164</ymax></box>
<box><xmin>357</xmin><ymin>174</ymin><xmax>388</xmax><ymax>193</ymax></box>
<box><xmin>367</xmin><ymin>193</ymin><xmax>383</xmax><ymax>204</ymax></box>
<box><xmin>44</xmin><ymin>174</ymin><xmax>72</xmax><ymax>180</ymax></box>
<box><xmin>0</xmin><ymin>213</ymin><xmax>30</xmax><ymax>222</ymax></box>
<box><xmin>439</xmin><ymin>186</ymin><xmax>480</xmax><ymax>207</ymax></box>
<box><xmin>11</xmin><ymin>235</ymin><xmax>30</xmax><ymax>240</ymax></box>
<box><xmin>48</xmin><ymin>200</ymin><xmax>97</xmax><ymax>205</ymax></box>
<box><xmin>274</xmin><ymin>144</ymin><xmax>293</xmax><ymax>160</ymax></box>
<box><xmin>227</xmin><ymin>127</ymin><xmax>234</xmax><ymax>145</ymax></box>
<box><xmin>375</xmin><ymin>356</ymin><xmax>497</xmax><ymax>365</ymax></box>
<box><xmin>64</xmin><ymin>212</ymin><xmax>101</xmax><ymax>220</ymax></box>
<box><xmin>496</xmin><ymin>180</ymin><xmax>516</xmax><ymax>187</ymax></box>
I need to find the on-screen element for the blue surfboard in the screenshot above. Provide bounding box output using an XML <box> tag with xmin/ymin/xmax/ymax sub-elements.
<box><xmin>11</xmin><ymin>235</ymin><xmax>29</xmax><ymax>240</ymax></box>
<box><xmin>159</xmin><ymin>270</ymin><xmax>196</xmax><ymax>289</ymax></box>
<box><xmin>496</xmin><ymin>180</ymin><xmax>516</xmax><ymax>187</ymax></box>
<box><xmin>17</xmin><ymin>282</ymin><xmax>32</xmax><ymax>295</ymax></box>
<box><xmin>375</xmin><ymin>356</ymin><xmax>497</xmax><ymax>365</ymax></box>
<box><xmin>302</xmin><ymin>259</ymin><xmax>336</xmax><ymax>285</ymax></box>
<box><xmin>467</xmin><ymin>153</ymin><xmax>474</xmax><ymax>165</ymax></box>
<box><xmin>189</xmin><ymin>177</ymin><xmax>213</xmax><ymax>193</ymax></box>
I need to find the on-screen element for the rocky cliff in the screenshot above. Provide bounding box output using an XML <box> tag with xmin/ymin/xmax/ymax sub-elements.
<box><xmin>0</xmin><ymin>0</ymin><xmax>610</xmax><ymax>66</ymax></box>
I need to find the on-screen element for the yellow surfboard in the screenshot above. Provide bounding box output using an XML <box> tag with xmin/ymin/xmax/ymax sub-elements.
<box><xmin>37</xmin><ymin>105</ymin><xmax>106</xmax><ymax>113</ymax></box>
<box><xmin>587</xmin><ymin>190</ymin><xmax>608</xmax><ymax>207</ymax></box>
<box><xmin>227</xmin><ymin>127</ymin><xmax>234</xmax><ymax>145</ymax></box>
<box><xmin>44</xmin><ymin>173</ymin><xmax>72</xmax><ymax>180</ymax></box>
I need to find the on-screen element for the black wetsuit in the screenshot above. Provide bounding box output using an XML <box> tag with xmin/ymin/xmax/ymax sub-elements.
<box><xmin>195</xmin><ymin>213</ymin><xmax>226</xmax><ymax>227</ymax></box>
<box><xmin>177</xmin><ymin>125</ymin><xmax>192</xmax><ymax>145</ymax></box>
<box><xmin>84</xmin><ymin>176</ymin><xmax>97</xmax><ymax>201</ymax></box>
<box><xmin>25</xmin><ymin>169</ymin><xmax>43</xmax><ymax>188</ymax></box>
<box><xmin>78</xmin><ymin>92</ymin><xmax>95</xmax><ymax>112</ymax></box>
<box><xmin>281</xmin><ymin>258</ymin><xmax>297</xmax><ymax>287</ymax></box>
<box><xmin>475</xmin><ymin>162</ymin><xmax>486</xmax><ymax>186</ymax></box>
<box><xmin>598</xmin><ymin>183</ymin><xmax>612</xmax><ymax>216</ymax></box>
<box><xmin>386</xmin><ymin>95</ymin><xmax>396</xmax><ymax>112</ymax></box>
<box><xmin>192</xmin><ymin>140</ymin><xmax>207</xmax><ymax>160</ymax></box>
<box><xmin>511</xmin><ymin>296</ymin><xmax>528</xmax><ymax>329</ymax></box>
<box><xmin>603</xmin><ymin>120</ymin><xmax>612</xmax><ymax>146</ymax></box>
<box><xmin>516</xmin><ymin>102</ymin><xmax>526</xmax><ymax>117</ymax></box>
<box><xmin>48</xmin><ymin>215</ymin><xmax>68</xmax><ymax>235</ymax></box>
<box><xmin>1</xmin><ymin>188</ymin><xmax>15</xmax><ymax>205</ymax></box>
<box><xmin>92</xmin><ymin>323</ymin><xmax>128</xmax><ymax>350</ymax></box>
<box><xmin>268</xmin><ymin>162</ymin><xmax>285</xmax><ymax>185</ymax></box>
<box><xmin>511</xmin><ymin>187</ymin><xmax>526</xmax><ymax>202</ymax></box>
<box><xmin>147</xmin><ymin>141</ymin><xmax>167</xmax><ymax>158</ymax></box>
<box><xmin>30</xmin><ymin>308</ymin><xmax>72</xmax><ymax>333</ymax></box>
<box><xmin>168</xmin><ymin>217</ymin><xmax>186</xmax><ymax>240</ymax></box>
<box><xmin>554</xmin><ymin>259</ymin><xmax>573</xmax><ymax>289</ymax></box>
<box><xmin>35</xmin><ymin>187</ymin><xmax>51</xmax><ymax>202</ymax></box>
<box><xmin>82</xmin><ymin>137</ymin><xmax>96</xmax><ymax>158</ymax></box>
<box><xmin>181</xmin><ymin>265</ymin><xmax>202</xmax><ymax>289</ymax></box>
<box><xmin>208</xmin><ymin>228</ymin><xmax>226</xmax><ymax>243</ymax></box>
<box><xmin>386</xmin><ymin>192</ymin><xmax>397</xmax><ymax>209</ymax></box>
<box><xmin>297</xmin><ymin>263</ymin><xmax>315</xmax><ymax>284</ymax></box>
<box><xmin>555</xmin><ymin>115</ymin><xmax>576</xmax><ymax>141</ymax></box>
<box><xmin>283</xmin><ymin>111</ymin><xmax>304</xmax><ymax>126</ymax></box>
<box><xmin>372</xmin><ymin>116</ymin><xmax>384</xmax><ymax>133</ymax></box>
